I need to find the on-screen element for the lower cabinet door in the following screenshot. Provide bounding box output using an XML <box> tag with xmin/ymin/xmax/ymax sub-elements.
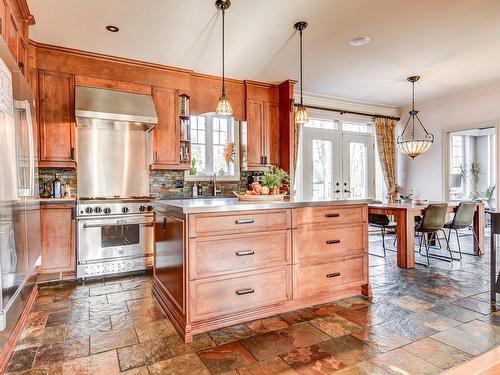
<box><xmin>40</xmin><ymin>205</ymin><xmax>75</xmax><ymax>273</ymax></box>
<box><xmin>293</xmin><ymin>257</ymin><xmax>366</xmax><ymax>299</ymax></box>
<box><xmin>190</xmin><ymin>267</ymin><xmax>290</xmax><ymax>320</ymax></box>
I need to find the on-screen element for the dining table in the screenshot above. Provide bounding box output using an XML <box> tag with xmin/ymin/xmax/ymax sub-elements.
<box><xmin>368</xmin><ymin>202</ymin><xmax>485</xmax><ymax>269</ymax></box>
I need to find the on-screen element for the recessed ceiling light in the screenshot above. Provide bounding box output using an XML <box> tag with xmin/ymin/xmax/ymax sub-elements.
<box><xmin>106</xmin><ymin>25</ymin><xmax>119</xmax><ymax>33</ymax></box>
<box><xmin>349</xmin><ymin>36</ymin><xmax>370</xmax><ymax>46</ymax></box>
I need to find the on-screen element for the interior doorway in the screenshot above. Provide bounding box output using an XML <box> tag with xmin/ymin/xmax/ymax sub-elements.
<box><xmin>444</xmin><ymin>125</ymin><xmax>497</xmax><ymax>210</ymax></box>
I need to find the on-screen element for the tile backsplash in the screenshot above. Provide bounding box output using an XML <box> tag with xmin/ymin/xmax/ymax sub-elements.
<box><xmin>39</xmin><ymin>168</ymin><xmax>253</xmax><ymax>199</ymax></box>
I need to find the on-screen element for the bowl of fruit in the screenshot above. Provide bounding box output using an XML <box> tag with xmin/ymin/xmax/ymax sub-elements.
<box><xmin>234</xmin><ymin>166</ymin><xmax>290</xmax><ymax>201</ymax></box>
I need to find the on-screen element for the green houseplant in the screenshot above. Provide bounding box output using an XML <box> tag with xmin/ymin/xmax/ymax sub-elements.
<box><xmin>261</xmin><ymin>166</ymin><xmax>290</xmax><ymax>195</ymax></box>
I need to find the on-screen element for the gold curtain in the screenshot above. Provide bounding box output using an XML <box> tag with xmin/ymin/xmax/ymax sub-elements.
<box><xmin>374</xmin><ymin>117</ymin><xmax>398</xmax><ymax>202</ymax></box>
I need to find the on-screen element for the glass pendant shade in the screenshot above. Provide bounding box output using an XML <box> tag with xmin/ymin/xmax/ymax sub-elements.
<box><xmin>216</xmin><ymin>94</ymin><xmax>233</xmax><ymax>116</ymax></box>
<box><xmin>396</xmin><ymin>137</ymin><xmax>433</xmax><ymax>159</ymax></box>
<box><xmin>295</xmin><ymin>105</ymin><xmax>308</xmax><ymax>124</ymax></box>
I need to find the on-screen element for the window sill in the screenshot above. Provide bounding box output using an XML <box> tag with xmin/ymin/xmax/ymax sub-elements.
<box><xmin>184</xmin><ymin>173</ymin><xmax>241</xmax><ymax>182</ymax></box>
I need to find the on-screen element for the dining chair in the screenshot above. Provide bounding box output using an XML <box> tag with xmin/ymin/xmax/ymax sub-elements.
<box><xmin>368</xmin><ymin>213</ymin><xmax>397</xmax><ymax>258</ymax></box>
<box><xmin>443</xmin><ymin>201</ymin><xmax>478</xmax><ymax>260</ymax></box>
<box><xmin>415</xmin><ymin>203</ymin><xmax>452</xmax><ymax>266</ymax></box>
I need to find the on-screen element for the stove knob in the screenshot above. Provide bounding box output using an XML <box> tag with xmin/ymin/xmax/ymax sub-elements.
<box><xmin>103</xmin><ymin>208</ymin><xmax>111</xmax><ymax>214</ymax></box>
<box><xmin>85</xmin><ymin>207</ymin><xmax>93</xmax><ymax>214</ymax></box>
<box><xmin>122</xmin><ymin>207</ymin><xmax>129</xmax><ymax>213</ymax></box>
<box><xmin>147</xmin><ymin>205</ymin><xmax>154</xmax><ymax>212</ymax></box>
<box><xmin>94</xmin><ymin>207</ymin><xmax>102</xmax><ymax>214</ymax></box>
<box><xmin>139</xmin><ymin>205</ymin><xmax>146</xmax><ymax>212</ymax></box>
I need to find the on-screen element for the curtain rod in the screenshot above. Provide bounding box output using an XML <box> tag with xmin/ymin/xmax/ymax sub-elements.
<box><xmin>302</xmin><ymin>104</ymin><xmax>400</xmax><ymax>121</ymax></box>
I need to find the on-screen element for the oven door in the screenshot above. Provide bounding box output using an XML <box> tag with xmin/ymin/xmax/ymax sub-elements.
<box><xmin>77</xmin><ymin>214</ymin><xmax>154</xmax><ymax>263</ymax></box>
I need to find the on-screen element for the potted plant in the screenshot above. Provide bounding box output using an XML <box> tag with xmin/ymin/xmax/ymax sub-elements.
<box><xmin>399</xmin><ymin>190</ymin><xmax>414</xmax><ymax>203</ymax></box>
<box><xmin>470</xmin><ymin>162</ymin><xmax>480</xmax><ymax>199</ymax></box>
<box><xmin>261</xmin><ymin>166</ymin><xmax>290</xmax><ymax>195</ymax></box>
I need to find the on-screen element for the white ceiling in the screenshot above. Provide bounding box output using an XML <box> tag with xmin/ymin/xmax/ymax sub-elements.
<box><xmin>27</xmin><ymin>0</ymin><xmax>500</xmax><ymax>106</ymax></box>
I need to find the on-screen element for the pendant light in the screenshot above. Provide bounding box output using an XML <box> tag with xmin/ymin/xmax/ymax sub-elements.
<box><xmin>215</xmin><ymin>0</ymin><xmax>233</xmax><ymax>116</ymax></box>
<box><xmin>294</xmin><ymin>21</ymin><xmax>308</xmax><ymax>124</ymax></box>
<box><xmin>396</xmin><ymin>76</ymin><xmax>434</xmax><ymax>158</ymax></box>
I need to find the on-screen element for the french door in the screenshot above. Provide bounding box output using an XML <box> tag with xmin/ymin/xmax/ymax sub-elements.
<box><xmin>302</xmin><ymin>129</ymin><xmax>375</xmax><ymax>200</ymax></box>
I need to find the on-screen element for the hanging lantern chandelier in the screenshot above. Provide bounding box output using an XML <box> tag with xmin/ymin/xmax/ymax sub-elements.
<box><xmin>215</xmin><ymin>0</ymin><xmax>233</xmax><ymax>116</ymax></box>
<box><xmin>396</xmin><ymin>76</ymin><xmax>434</xmax><ymax>158</ymax></box>
<box><xmin>294</xmin><ymin>21</ymin><xmax>308</xmax><ymax>124</ymax></box>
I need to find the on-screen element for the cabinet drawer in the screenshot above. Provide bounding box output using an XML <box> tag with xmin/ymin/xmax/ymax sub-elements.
<box><xmin>293</xmin><ymin>224</ymin><xmax>366</xmax><ymax>263</ymax></box>
<box><xmin>191</xmin><ymin>267</ymin><xmax>290</xmax><ymax>320</ymax></box>
<box><xmin>293</xmin><ymin>205</ymin><xmax>366</xmax><ymax>227</ymax></box>
<box><xmin>190</xmin><ymin>231</ymin><xmax>291</xmax><ymax>279</ymax></box>
<box><xmin>189</xmin><ymin>209</ymin><xmax>290</xmax><ymax>237</ymax></box>
<box><xmin>294</xmin><ymin>257</ymin><xmax>366</xmax><ymax>299</ymax></box>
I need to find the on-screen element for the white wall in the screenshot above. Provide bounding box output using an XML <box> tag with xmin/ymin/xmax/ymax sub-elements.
<box><xmin>399</xmin><ymin>82</ymin><xmax>500</xmax><ymax>201</ymax></box>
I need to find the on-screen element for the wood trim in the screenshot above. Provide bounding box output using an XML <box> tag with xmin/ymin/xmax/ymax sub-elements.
<box><xmin>14</xmin><ymin>0</ymin><xmax>34</xmax><ymax>25</ymax></box>
<box><xmin>75</xmin><ymin>75</ymin><xmax>151</xmax><ymax>95</ymax></box>
<box><xmin>29</xmin><ymin>40</ymin><xmax>192</xmax><ymax>74</ymax></box>
<box><xmin>0</xmin><ymin>284</ymin><xmax>38</xmax><ymax>374</ymax></box>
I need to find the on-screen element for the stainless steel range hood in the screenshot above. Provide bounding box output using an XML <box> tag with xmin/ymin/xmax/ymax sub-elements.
<box><xmin>75</xmin><ymin>86</ymin><xmax>157</xmax><ymax>130</ymax></box>
<box><xmin>75</xmin><ymin>86</ymin><xmax>157</xmax><ymax>198</ymax></box>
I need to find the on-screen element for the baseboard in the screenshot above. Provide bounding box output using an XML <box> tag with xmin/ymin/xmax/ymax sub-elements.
<box><xmin>0</xmin><ymin>285</ymin><xmax>38</xmax><ymax>374</ymax></box>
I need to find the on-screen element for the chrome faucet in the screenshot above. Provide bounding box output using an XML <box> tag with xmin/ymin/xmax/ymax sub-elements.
<box><xmin>212</xmin><ymin>174</ymin><xmax>221</xmax><ymax>196</ymax></box>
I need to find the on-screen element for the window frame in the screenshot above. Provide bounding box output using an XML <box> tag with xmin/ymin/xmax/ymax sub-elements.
<box><xmin>184</xmin><ymin>113</ymin><xmax>241</xmax><ymax>182</ymax></box>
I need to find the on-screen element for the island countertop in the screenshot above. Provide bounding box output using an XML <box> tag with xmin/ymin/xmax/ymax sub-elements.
<box><xmin>153</xmin><ymin>197</ymin><xmax>374</xmax><ymax>214</ymax></box>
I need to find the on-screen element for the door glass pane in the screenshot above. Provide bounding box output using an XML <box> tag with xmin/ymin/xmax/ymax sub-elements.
<box><xmin>101</xmin><ymin>224</ymin><xmax>140</xmax><ymax>248</ymax></box>
<box><xmin>349</xmin><ymin>142</ymin><xmax>368</xmax><ymax>198</ymax></box>
<box><xmin>312</xmin><ymin>139</ymin><xmax>332</xmax><ymax>199</ymax></box>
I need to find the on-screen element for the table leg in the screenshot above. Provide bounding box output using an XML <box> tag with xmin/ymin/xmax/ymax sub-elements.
<box><xmin>395</xmin><ymin>210</ymin><xmax>415</xmax><ymax>268</ymax></box>
<box><xmin>473</xmin><ymin>205</ymin><xmax>485</xmax><ymax>255</ymax></box>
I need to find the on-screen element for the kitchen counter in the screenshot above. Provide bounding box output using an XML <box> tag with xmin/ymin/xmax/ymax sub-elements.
<box><xmin>152</xmin><ymin>199</ymin><xmax>371</xmax><ymax>342</ymax></box>
<box><xmin>154</xmin><ymin>197</ymin><xmax>374</xmax><ymax>214</ymax></box>
<box><xmin>39</xmin><ymin>198</ymin><xmax>76</xmax><ymax>205</ymax></box>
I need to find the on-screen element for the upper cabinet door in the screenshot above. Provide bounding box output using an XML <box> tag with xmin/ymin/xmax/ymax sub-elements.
<box><xmin>38</xmin><ymin>70</ymin><xmax>76</xmax><ymax>168</ymax></box>
<box><xmin>264</xmin><ymin>102</ymin><xmax>280</xmax><ymax>166</ymax></box>
<box><xmin>6</xmin><ymin>14</ymin><xmax>18</xmax><ymax>62</ymax></box>
<box><xmin>245</xmin><ymin>100</ymin><xmax>265</xmax><ymax>168</ymax></box>
<box><xmin>151</xmin><ymin>86</ymin><xmax>181</xmax><ymax>169</ymax></box>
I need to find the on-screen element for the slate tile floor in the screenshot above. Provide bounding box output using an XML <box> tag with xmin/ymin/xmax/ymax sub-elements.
<box><xmin>6</xmin><ymin>230</ymin><xmax>500</xmax><ymax>375</ymax></box>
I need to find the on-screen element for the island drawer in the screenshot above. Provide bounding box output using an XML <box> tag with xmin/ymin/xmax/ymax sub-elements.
<box><xmin>190</xmin><ymin>267</ymin><xmax>290</xmax><ymax>320</ymax></box>
<box><xmin>293</xmin><ymin>257</ymin><xmax>366</xmax><ymax>299</ymax></box>
<box><xmin>189</xmin><ymin>230</ymin><xmax>291</xmax><ymax>279</ymax></box>
<box><xmin>293</xmin><ymin>205</ymin><xmax>367</xmax><ymax>227</ymax></box>
<box><xmin>293</xmin><ymin>224</ymin><xmax>366</xmax><ymax>263</ymax></box>
<box><xmin>188</xmin><ymin>209</ymin><xmax>291</xmax><ymax>237</ymax></box>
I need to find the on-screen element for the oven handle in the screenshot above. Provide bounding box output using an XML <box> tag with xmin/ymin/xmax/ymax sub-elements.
<box><xmin>83</xmin><ymin>222</ymin><xmax>154</xmax><ymax>229</ymax></box>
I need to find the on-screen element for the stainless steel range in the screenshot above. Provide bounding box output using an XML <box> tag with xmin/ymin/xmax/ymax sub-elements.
<box><xmin>76</xmin><ymin>198</ymin><xmax>154</xmax><ymax>278</ymax></box>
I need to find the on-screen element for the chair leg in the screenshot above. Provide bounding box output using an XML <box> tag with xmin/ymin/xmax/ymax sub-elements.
<box><xmin>442</xmin><ymin>229</ymin><xmax>455</xmax><ymax>261</ymax></box>
<box><xmin>423</xmin><ymin>234</ymin><xmax>430</xmax><ymax>266</ymax></box>
<box><xmin>448</xmin><ymin>228</ymin><xmax>461</xmax><ymax>260</ymax></box>
<box><xmin>418</xmin><ymin>232</ymin><xmax>423</xmax><ymax>255</ymax></box>
<box><xmin>369</xmin><ymin>227</ymin><xmax>387</xmax><ymax>258</ymax></box>
<box><xmin>455</xmin><ymin>229</ymin><xmax>463</xmax><ymax>259</ymax></box>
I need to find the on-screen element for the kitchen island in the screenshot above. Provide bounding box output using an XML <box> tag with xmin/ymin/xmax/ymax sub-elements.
<box><xmin>152</xmin><ymin>198</ymin><xmax>371</xmax><ymax>342</ymax></box>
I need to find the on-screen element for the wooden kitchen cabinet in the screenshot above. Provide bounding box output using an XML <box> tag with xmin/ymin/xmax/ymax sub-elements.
<box><xmin>242</xmin><ymin>82</ymin><xmax>280</xmax><ymax>170</ymax></box>
<box><xmin>40</xmin><ymin>204</ymin><xmax>76</xmax><ymax>274</ymax></box>
<box><xmin>151</xmin><ymin>86</ymin><xmax>190</xmax><ymax>170</ymax></box>
<box><xmin>38</xmin><ymin>70</ymin><xmax>76</xmax><ymax>168</ymax></box>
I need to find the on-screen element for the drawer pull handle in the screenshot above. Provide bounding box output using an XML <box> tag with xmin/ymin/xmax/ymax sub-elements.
<box><xmin>236</xmin><ymin>250</ymin><xmax>255</xmax><ymax>256</ymax></box>
<box><xmin>236</xmin><ymin>288</ymin><xmax>255</xmax><ymax>295</ymax></box>
<box><xmin>326</xmin><ymin>272</ymin><xmax>341</xmax><ymax>278</ymax></box>
<box><xmin>235</xmin><ymin>219</ymin><xmax>254</xmax><ymax>225</ymax></box>
<box><xmin>325</xmin><ymin>213</ymin><xmax>340</xmax><ymax>218</ymax></box>
<box><xmin>326</xmin><ymin>239</ymin><xmax>341</xmax><ymax>245</ymax></box>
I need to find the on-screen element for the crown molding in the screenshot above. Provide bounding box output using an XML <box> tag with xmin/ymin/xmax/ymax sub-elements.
<box><xmin>297</xmin><ymin>90</ymin><xmax>400</xmax><ymax>118</ymax></box>
<box><xmin>16</xmin><ymin>0</ymin><xmax>35</xmax><ymax>25</ymax></box>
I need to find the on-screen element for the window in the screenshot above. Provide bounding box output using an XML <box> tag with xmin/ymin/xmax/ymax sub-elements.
<box><xmin>342</xmin><ymin>121</ymin><xmax>372</xmax><ymax>133</ymax></box>
<box><xmin>305</xmin><ymin>118</ymin><xmax>339</xmax><ymax>130</ymax></box>
<box><xmin>450</xmin><ymin>135</ymin><xmax>464</xmax><ymax>175</ymax></box>
<box><xmin>186</xmin><ymin>114</ymin><xmax>239</xmax><ymax>181</ymax></box>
